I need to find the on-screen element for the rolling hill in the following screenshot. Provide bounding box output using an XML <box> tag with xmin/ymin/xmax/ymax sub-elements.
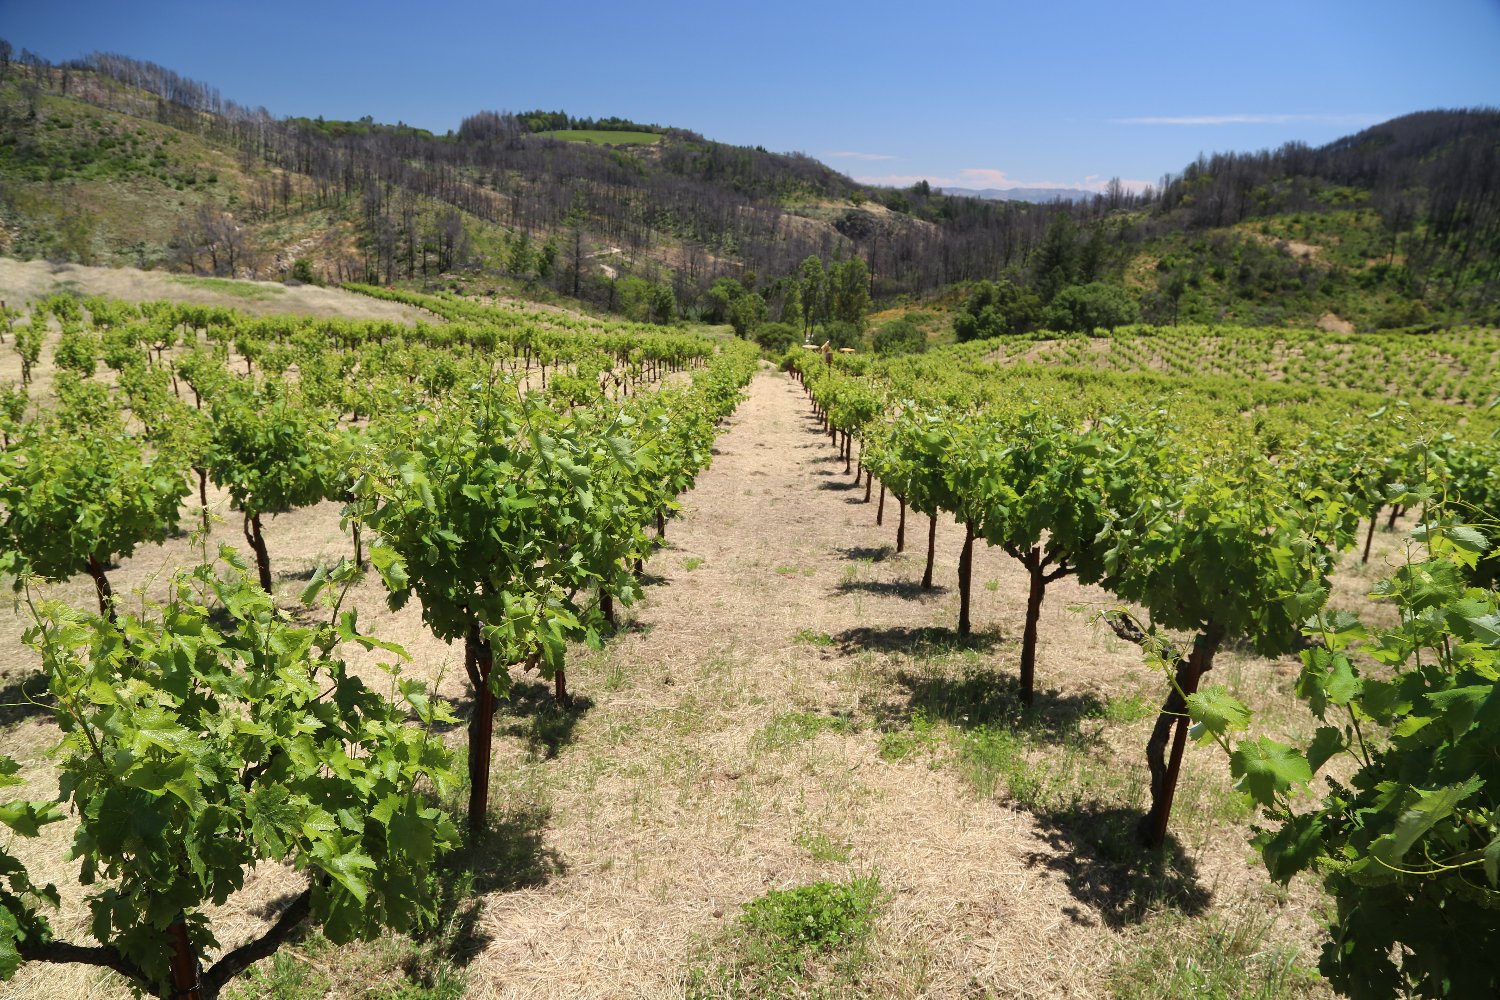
<box><xmin>0</xmin><ymin>48</ymin><xmax>1495</xmax><ymax>329</ymax></box>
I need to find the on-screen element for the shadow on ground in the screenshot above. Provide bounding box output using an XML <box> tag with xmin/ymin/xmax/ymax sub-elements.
<box><xmin>464</xmin><ymin>803</ymin><xmax>566</xmax><ymax>895</ymax></box>
<box><xmin>422</xmin><ymin>803</ymin><xmax>566</xmax><ymax>967</ymax></box>
<box><xmin>438</xmin><ymin>678</ymin><xmax>593</xmax><ymax>761</ymax></box>
<box><xmin>834</xmin><ymin>579</ymin><xmax>948</xmax><ymax>600</ymax></box>
<box><xmin>0</xmin><ymin>673</ymin><xmax>53</xmax><ymax>728</ymax></box>
<box><xmin>833</xmin><ymin>625</ymin><xmax>1003</xmax><ymax>656</ymax></box>
<box><xmin>883</xmin><ymin>667</ymin><xmax>1105</xmax><ymax>740</ymax></box>
<box><xmin>835</xmin><ymin>545</ymin><xmax>895</xmax><ymax>562</ymax></box>
<box><xmin>498</xmin><ymin>679</ymin><xmax>594</xmax><ymax>759</ymax></box>
<box><xmin>1024</xmin><ymin>804</ymin><xmax>1210</xmax><ymax>928</ymax></box>
<box><xmin>618</xmin><ymin>618</ymin><xmax>657</xmax><ymax>637</ymax></box>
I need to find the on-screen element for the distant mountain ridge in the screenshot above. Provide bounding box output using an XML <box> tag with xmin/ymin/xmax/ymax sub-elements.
<box><xmin>938</xmin><ymin>187</ymin><xmax>1095</xmax><ymax>203</ymax></box>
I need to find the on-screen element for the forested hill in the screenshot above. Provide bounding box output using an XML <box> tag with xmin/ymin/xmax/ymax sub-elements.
<box><xmin>0</xmin><ymin>44</ymin><xmax>1496</xmax><ymax>328</ymax></box>
<box><xmin>1141</xmin><ymin>109</ymin><xmax>1500</xmax><ymax>322</ymax></box>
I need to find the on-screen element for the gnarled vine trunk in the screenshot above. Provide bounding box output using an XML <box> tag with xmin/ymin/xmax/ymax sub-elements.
<box><xmin>1016</xmin><ymin>546</ymin><xmax>1074</xmax><ymax>706</ymax></box>
<box><xmin>168</xmin><ymin>915</ymin><xmax>203</xmax><ymax>1000</ymax></box>
<box><xmin>85</xmin><ymin>554</ymin><xmax>115</xmax><ymax>621</ymax></box>
<box><xmin>242</xmin><ymin>512</ymin><xmax>272</xmax><ymax>594</ymax></box>
<box><xmin>464</xmin><ymin>624</ymin><xmax>496</xmax><ymax>834</ymax></box>
<box><xmin>1140</xmin><ymin>622</ymin><xmax>1226</xmax><ymax>847</ymax></box>
<box><xmin>957</xmin><ymin>522</ymin><xmax>975</xmax><ymax>635</ymax></box>
<box><xmin>922</xmin><ymin>514</ymin><xmax>937</xmax><ymax>590</ymax></box>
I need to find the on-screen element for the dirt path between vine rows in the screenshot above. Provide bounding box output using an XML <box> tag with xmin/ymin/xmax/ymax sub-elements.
<box><xmin>451</xmin><ymin>367</ymin><xmax>1317</xmax><ymax>999</ymax></box>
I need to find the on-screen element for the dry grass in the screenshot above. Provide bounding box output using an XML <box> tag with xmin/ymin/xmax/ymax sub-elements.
<box><xmin>0</xmin><ymin>258</ymin><xmax>430</xmax><ymax>324</ymax></box>
<box><xmin>0</xmin><ymin>365</ymin><xmax>1403</xmax><ymax>998</ymax></box>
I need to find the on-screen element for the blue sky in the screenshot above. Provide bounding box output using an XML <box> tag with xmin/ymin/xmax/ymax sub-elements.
<box><xmin>6</xmin><ymin>0</ymin><xmax>1500</xmax><ymax>192</ymax></box>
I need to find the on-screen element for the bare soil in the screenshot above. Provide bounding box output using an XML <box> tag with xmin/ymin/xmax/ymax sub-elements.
<box><xmin>0</xmin><ymin>258</ymin><xmax>430</xmax><ymax>324</ymax></box>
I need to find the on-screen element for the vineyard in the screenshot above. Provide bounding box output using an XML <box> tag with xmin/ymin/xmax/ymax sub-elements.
<box><xmin>0</xmin><ymin>285</ymin><xmax>1496</xmax><ymax>999</ymax></box>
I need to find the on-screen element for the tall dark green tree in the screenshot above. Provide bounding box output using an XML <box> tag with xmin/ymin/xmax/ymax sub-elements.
<box><xmin>798</xmin><ymin>256</ymin><xmax>826</xmax><ymax>335</ymax></box>
<box><xmin>1033</xmin><ymin>215</ymin><xmax>1080</xmax><ymax>302</ymax></box>
<box><xmin>828</xmin><ymin>258</ymin><xmax>871</xmax><ymax>332</ymax></box>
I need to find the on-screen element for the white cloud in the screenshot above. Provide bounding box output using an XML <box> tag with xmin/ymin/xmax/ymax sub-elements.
<box><xmin>1113</xmin><ymin>113</ymin><xmax>1383</xmax><ymax>126</ymax></box>
<box><xmin>824</xmin><ymin>150</ymin><xmax>897</xmax><ymax>161</ymax></box>
<box><xmin>954</xmin><ymin>167</ymin><xmax>1023</xmax><ymax>188</ymax></box>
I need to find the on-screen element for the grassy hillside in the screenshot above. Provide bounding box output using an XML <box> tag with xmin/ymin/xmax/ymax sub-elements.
<box><xmin>0</xmin><ymin>66</ymin><xmax>821</xmax><ymax>301</ymax></box>
<box><xmin>0</xmin><ymin>54</ymin><xmax>1494</xmax><ymax>332</ymax></box>
<box><xmin>1129</xmin><ymin>210</ymin><xmax>1437</xmax><ymax>329</ymax></box>
<box><xmin>534</xmin><ymin>128</ymin><xmax>661</xmax><ymax>145</ymax></box>
<box><xmin>0</xmin><ymin>81</ymin><xmax>244</xmax><ymax>265</ymax></box>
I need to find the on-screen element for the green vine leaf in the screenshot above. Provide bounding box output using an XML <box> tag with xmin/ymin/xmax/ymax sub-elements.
<box><xmin>1185</xmin><ymin>686</ymin><xmax>1251</xmax><ymax>746</ymax></box>
<box><xmin>1230</xmin><ymin>737</ymin><xmax>1313</xmax><ymax>806</ymax></box>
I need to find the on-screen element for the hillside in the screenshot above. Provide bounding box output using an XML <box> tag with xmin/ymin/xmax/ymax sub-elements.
<box><xmin>0</xmin><ymin>50</ymin><xmax>1496</xmax><ymax>329</ymax></box>
<box><xmin>0</xmin><ymin>257</ymin><xmax>432</xmax><ymax>323</ymax></box>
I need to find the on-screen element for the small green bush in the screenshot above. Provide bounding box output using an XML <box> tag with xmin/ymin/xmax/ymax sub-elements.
<box><xmin>871</xmin><ymin>317</ymin><xmax>927</xmax><ymax>355</ymax></box>
<box><xmin>739</xmin><ymin>877</ymin><xmax>880</xmax><ymax>970</ymax></box>
<box><xmin>687</xmin><ymin>876</ymin><xmax>882</xmax><ymax>998</ymax></box>
<box><xmin>754</xmin><ymin>321</ymin><xmax>799</xmax><ymax>354</ymax></box>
